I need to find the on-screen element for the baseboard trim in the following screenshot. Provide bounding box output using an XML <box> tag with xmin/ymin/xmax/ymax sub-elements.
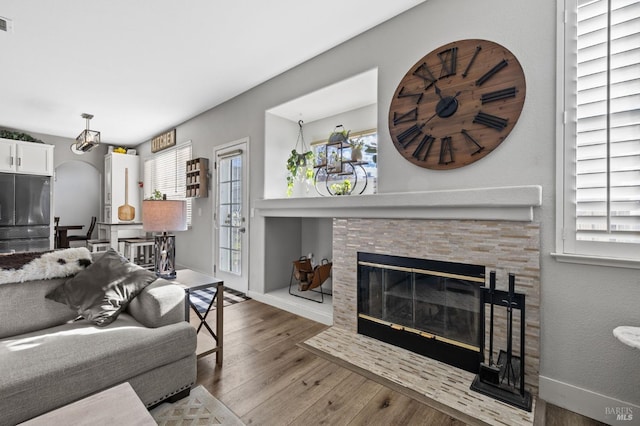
<box><xmin>539</xmin><ymin>376</ymin><xmax>639</xmax><ymax>424</ymax></box>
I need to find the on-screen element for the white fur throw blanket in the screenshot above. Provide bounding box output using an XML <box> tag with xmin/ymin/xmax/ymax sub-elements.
<box><xmin>0</xmin><ymin>247</ymin><xmax>92</xmax><ymax>285</ymax></box>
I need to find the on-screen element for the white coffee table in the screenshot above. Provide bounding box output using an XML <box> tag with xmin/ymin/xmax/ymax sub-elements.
<box><xmin>19</xmin><ymin>382</ymin><xmax>156</xmax><ymax>425</ymax></box>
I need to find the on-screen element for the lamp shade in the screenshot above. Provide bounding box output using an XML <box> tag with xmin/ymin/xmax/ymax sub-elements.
<box><xmin>142</xmin><ymin>200</ymin><xmax>187</xmax><ymax>232</ymax></box>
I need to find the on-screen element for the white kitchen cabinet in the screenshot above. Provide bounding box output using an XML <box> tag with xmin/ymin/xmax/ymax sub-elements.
<box><xmin>0</xmin><ymin>138</ymin><xmax>54</xmax><ymax>176</ymax></box>
<box><xmin>104</xmin><ymin>153</ymin><xmax>141</xmax><ymax>223</ymax></box>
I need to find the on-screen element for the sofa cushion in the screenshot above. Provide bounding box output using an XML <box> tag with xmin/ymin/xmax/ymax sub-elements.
<box><xmin>47</xmin><ymin>249</ymin><xmax>157</xmax><ymax>326</ymax></box>
<box><xmin>0</xmin><ymin>314</ymin><xmax>196</xmax><ymax>424</ymax></box>
<box><xmin>0</xmin><ymin>277</ymin><xmax>77</xmax><ymax>339</ymax></box>
<box><xmin>127</xmin><ymin>278</ymin><xmax>186</xmax><ymax>328</ymax></box>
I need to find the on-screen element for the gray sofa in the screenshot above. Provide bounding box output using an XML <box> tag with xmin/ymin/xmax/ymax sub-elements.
<box><xmin>0</xmin><ymin>249</ymin><xmax>197</xmax><ymax>425</ymax></box>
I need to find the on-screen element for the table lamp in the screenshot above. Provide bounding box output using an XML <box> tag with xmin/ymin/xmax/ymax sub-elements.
<box><xmin>142</xmin><ymin>196</ymin><xmax>187</xmax><ymax>279</ymax></box>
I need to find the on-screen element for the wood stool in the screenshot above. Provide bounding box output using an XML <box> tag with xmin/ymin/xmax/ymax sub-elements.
<box><xmin>87</xmin><ymin>239</ymin><xmax>110</xmax><ymax>253</ymax></box>
<box><xmin>124</xmin><ymin>238</ymin><xmax>155</xmax><ymax>270</ymax></box>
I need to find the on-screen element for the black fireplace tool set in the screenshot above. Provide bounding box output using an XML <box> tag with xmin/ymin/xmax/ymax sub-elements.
<box><xmin>470</xmin><ymin>271</ymin><xmax>532</xmax><ymax>411</ymax></box>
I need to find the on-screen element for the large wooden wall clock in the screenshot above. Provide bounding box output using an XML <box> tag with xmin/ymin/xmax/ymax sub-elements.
<box><xmin>388</xmin><ymin>39</ymin><xmax>526</xmax><ymax>170</ymax></box>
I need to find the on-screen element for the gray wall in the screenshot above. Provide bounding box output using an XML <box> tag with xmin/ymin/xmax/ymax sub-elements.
<box><xmin>137</xmin><ymin>0</ymin><xmax>638</xmax><ymax>419</ymax></box>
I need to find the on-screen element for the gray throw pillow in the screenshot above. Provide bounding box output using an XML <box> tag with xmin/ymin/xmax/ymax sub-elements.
<box><xmin>47</xmin><ymin>249</ymin><xmax>157</xmax><ymax>326</ymax></box>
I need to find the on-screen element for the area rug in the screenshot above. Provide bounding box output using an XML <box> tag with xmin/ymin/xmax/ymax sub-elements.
<box><xmin>189</xmin><ymin>288</ymin><xmax>250</xmax><ymax>314</ymax></box>
<box><xmin>150</xmin><ymin>385</ymin><xmax>245</xmax><ymax>425</ymax></box>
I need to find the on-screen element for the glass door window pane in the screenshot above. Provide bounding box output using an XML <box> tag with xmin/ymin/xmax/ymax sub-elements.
<box><xmin>218</xmin><ymin>153</ymin><xmax>243</xmax><ymax>274</ymax></box>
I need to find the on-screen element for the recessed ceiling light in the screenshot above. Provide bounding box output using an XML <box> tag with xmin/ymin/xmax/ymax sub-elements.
<box><xmin>0</xmin><ymin>16</ymin><xmax>14</xmax><ymax>33</ymax></box>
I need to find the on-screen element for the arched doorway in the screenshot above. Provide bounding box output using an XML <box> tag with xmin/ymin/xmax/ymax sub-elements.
<box><xmin>54</xmin><ymin>160</ymin><xmax>101</xmax><ymax>239</ymax></box>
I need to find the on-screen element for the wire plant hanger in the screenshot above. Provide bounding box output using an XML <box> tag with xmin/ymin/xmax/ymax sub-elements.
<box><xmin>286</xmin><ymin>120</ymin><xmax>315</xmax><ymax>196</ymax></box>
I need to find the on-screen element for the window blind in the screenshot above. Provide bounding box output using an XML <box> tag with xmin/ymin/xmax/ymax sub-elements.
<box><xmin>144</xmin><ymin>143</ymin><xmax>192</xmax><ymax>225</ymax></box>
<box><xmin>575</xmin><ymin>0</ymin><xmax>640</xmax><ymax>243</ymax></box>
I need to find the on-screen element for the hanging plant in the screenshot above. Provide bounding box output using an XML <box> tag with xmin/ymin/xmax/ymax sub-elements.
<box><xmin>286</xmin><ymin>120</ymin><xmax>315</xmax><ymax>197</ymax></box>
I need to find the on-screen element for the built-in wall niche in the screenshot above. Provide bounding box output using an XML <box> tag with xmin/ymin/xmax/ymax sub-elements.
<box><xmin>264</xmin><ymin>68</ymin><xmax>378</xmax><ymax>199</ymax></box>
<box><xmin>264</xmin><ymin>217</ymin><xmax>333</xmax><ymax>293</ymax></box>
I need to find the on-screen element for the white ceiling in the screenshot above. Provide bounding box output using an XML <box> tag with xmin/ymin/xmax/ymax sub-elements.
<box><xmin>0</xmin><ymin>1</ymin><xmax>425</xmax><ymax>146</ymax></box>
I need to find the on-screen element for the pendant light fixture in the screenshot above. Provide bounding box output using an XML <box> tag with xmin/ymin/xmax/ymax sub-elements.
<box><xmin>74</xmin><ymin>113</ymin><xmax>100</xmax><ymax>152</ymax></box>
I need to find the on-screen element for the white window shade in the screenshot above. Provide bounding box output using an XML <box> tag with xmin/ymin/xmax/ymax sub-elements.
<box><xmin>575</xmin><ymin>0</ymin><xmax>640</xmax><ymax>244</ymax></box>
<box><xmin>144</xmin><ymin>143</ymin><xmax>192</xmax><ymax>225</ymax></box>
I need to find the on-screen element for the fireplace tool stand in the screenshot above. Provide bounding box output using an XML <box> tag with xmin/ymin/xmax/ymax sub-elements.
<box><xmin>471</xmin><ymin>272</ymin><xmax>532</xmax><ymax>411</ymax></box>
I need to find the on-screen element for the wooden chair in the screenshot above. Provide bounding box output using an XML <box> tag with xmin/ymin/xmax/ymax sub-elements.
<box><xmin>68</xmin><ymin>216</ymin><xmax>97</xmax><ymax>244</ymax></box>
<box><xmin>289</xmin><ymin>256</ymin><xmax>332</xmax><ymax>303</ymax></box>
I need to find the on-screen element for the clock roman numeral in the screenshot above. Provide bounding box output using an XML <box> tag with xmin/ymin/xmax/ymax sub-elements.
<box><xmin>476</xmin><ymin>59</ymin><xmax>508</xmax><ymax>86</ymax></box>
<box><xmin>437</xmin><ymin>47</ymin><xmax>458</xmax><ymax>78</ymax></box>
<box><xmin>462</xmin><ymin>45</ymin><xmax>482</xmax><ymax>78</ymax></box>
<box><xmin>461</xmin><ymin>129</ymin><xmax>484</xmax><ymax>155</ymax></box>
<box><xmin>412</xmin><ymin>134</ymin><xmax>436</xmax><ymax>161</ymax></box>
<box><xmin>439</xmin><ymin>136</ymin><xmax>454</xmax><ymax>164</ymax></box>
<box><xmin>413</xmin><ymin>63</ymin><xmax>437</xmax><ymax>90</ymax></box>
<box><xmin>392</xmin><ymin>108</ymin><xmax>418</xmax><ymax>126</ymax></box>
<box><xmin>398</xmin><ymin>86</ymin><xmax>424</xmax><ymax>104</ymax></box>
<box><xmin>396</xmin><ymin>123</ymin><xmax>425</xmax><ymax>148</ymax></box>
<box><xmin>473</xmin><ymin>111</ymin><xmax>509</xmax><ymax>130</ymax></box>
<box><xmin>481</xmin><ymin>87</ymin><xmax>517</xmax><ymax>104</ymax></box>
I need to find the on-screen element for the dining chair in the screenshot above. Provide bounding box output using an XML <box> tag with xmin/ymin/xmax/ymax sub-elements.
<box><xmin>67</xmin><ymin>216</ymin><xmax>97</xmax><ymax>244</ymax></box>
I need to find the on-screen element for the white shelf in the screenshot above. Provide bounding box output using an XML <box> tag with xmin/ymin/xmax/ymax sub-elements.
<box><xmin>254</xmin><ymin>185</ymin><xmax>542</xmax><ymax>222</ymax></box>
<box><xmin>248</xmin><ymin>287</ymin><xmax>333</xmax><ymax>325</ymax></box>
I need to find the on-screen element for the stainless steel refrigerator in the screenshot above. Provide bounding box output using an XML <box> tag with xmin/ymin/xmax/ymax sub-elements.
<box><xmin>0</xmin><ymin>172</ymin><xmax>51</xmax><ymax>253</ymax></box>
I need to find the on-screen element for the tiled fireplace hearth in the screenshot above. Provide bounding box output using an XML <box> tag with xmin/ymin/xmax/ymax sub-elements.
<box><xmin>331</xmin><ymin>218</ymin><xmax>540</xmax><ymax>394</ymax></box>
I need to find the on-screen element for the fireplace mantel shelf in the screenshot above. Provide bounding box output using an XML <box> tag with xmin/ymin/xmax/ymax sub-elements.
<box><xmin>254</xmin><ymin>185</ymin><xmax>542</xmax><ymax>222</ymax></box>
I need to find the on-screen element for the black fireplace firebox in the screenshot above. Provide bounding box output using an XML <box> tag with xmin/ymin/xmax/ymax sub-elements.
<box><xmin>357</xmin><ymin>252</ymin><xmax>486</xmax><ymax>373</ymax></box>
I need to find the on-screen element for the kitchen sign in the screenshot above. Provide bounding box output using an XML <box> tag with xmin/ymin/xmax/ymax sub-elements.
<box><xmin>151</xmin><ymin>129</ymin><xmax>176</xmax><ymax>153</ymax></box>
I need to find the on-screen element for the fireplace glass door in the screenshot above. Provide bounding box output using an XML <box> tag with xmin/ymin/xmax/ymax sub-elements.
<box><xmin>414</xmin><ymin>272</ymin><xmax>482</xmax><ymax>348</ymax></box>
<box><xmin>357</xmin><ymin>252</ymin><xmax>485</xmax><ymax>372</ymax></box>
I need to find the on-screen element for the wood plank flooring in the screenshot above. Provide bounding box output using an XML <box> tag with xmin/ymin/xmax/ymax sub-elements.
<box><xmin>194</xmin><ymin>299</ymin><xmax>603</xmax><ymax>426</ymax></box>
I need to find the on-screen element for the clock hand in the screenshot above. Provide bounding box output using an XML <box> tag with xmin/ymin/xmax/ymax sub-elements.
<box><xmin>434</xmin><ymin>83</ymin><xmax>445</xmax><ymax>100</ymax></box>
<box><xmin>424</xmin><ymin>110</ymin><xmax>440</xmax><ymax>125</ymax></box>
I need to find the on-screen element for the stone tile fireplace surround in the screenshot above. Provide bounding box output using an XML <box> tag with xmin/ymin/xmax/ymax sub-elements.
<box><xmin>254</xmin><ymin>185</ymin><xmax>542</xmax><ymax>399</ymax></box>
<box><xmin>332</xmin><ymin>217</ymin><xmax>541</xmax><ymax>394</ymax></box>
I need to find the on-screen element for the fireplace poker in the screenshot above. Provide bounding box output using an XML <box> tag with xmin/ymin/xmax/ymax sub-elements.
<box><xmin>478</xmin><ymin>271</ymin><xmax>500</xmax><ymax>385</ymax></box>
<box><xmin>501</xmin><ymin>273</ymin><xmax>517</xmax><ymax>387</ymax></box>
<box><xmin>488</xmin><ymin>271</ymin><xmax>496</xmax><ymax>367</ymax></box>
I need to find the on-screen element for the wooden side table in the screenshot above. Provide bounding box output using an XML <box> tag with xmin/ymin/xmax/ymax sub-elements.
<box><xmin>172</xmin><ymin>269</ymin><xmax>224</xmax><ymax>365</ymax></box>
